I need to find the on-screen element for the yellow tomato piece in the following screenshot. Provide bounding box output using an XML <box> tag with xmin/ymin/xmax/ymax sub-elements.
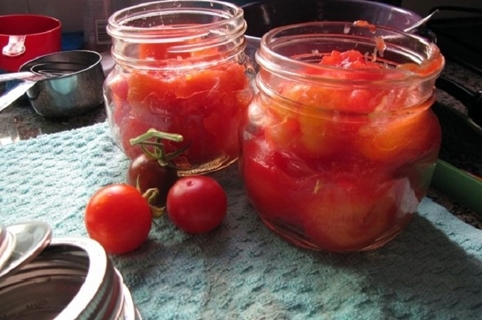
<box><xmin>356</xmin><ymin>107</ymin><xmax>439</xmax><ymax>163</ymax></box>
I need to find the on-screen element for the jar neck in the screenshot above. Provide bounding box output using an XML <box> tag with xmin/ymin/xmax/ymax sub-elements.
<box><xmin>255</xmin><ymin>22</ymin><xmax>444</xmax><ymax>114</ymax></box>
<box><xmin>107</xmin><ymin>0</ymin><xmax>247</xmax><ymax>70</ymax></box>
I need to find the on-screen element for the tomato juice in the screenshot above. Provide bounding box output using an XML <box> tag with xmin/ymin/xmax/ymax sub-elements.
<box><xmin>240</xmin><ymin>23</ymin><xmax>445</xmax><ymax>252</ymax></box>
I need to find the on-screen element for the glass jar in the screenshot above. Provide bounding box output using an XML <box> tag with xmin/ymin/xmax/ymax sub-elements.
<box><xmin>239</xmin><ymin>22</ymin><xmax>445</xmax><ymax>252</ymax></box>
<box><xmin>104</xmin><ymin>0</ymin><xmax>254</xmax><ymax>175</ymax></box>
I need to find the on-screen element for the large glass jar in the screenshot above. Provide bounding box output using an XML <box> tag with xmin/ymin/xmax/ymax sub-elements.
<box><xmin>239</xmin><ymin>22</ymin><xmax>445</xmax><ymax>252</ymax></box>
<box><xmin>104</xmin><ymin>0</ymin><xmax>254</xmax><ymax>175</ymax></box>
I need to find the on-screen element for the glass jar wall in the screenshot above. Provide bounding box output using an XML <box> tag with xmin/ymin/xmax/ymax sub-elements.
<box><xmin>104</xmin><ymin>0</ymin><xmax>254</xmax><ymax>175</ymax></box>
<box><xmin>239</xmin><ymin>22</ymin><xmax>445</xmax><ymax>252</ymax></box>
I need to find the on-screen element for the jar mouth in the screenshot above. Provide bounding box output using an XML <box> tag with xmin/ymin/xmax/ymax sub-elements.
<box><xmin>107</xmin><ymin>0</ymin><xmax>247</xmax><ymax>69</ymax></box>
<box><xmin>256</xmin><ymin>21</ymin><xmax>445</xmax><ymax>85</ymax></box>
<box><xmin>107</xmin><ymin>0</ymin><xmax>245</xmax><ymax>41</ymax></box>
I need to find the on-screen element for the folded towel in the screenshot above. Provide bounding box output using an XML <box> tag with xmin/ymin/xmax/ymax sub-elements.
<box><xmin>1</xmin><ymin>122</ymin><xmax>481</xmax><ymax>320</ymax></box>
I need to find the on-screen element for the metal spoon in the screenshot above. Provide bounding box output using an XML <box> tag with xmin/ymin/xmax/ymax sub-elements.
<box><xmin>404</xmin><ymin>9</ymin><xmax>439</xmax><ymax>33</ymax></box>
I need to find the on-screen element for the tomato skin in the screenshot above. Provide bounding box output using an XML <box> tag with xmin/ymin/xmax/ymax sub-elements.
<box><xmin>126</xmin><ymin>153</ymin><xmax>179</xmax><ymax>206</ymax></box>
<box><xmin>166</xmin><ymin>176</ymin><xmax>227</xmax><ymax>234</ymax></box>
<box><xmin>85</xmin><ymin>184</ymin><xmax>152</xmax><ymax>254</ymax></box>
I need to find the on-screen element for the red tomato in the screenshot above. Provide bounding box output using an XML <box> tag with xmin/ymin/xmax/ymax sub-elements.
<box><xmin>166</xmin><ymin>176</ymin><xmax>227</xmax><ymax>234</ymax></box>
<box><xmin>241</xmin><ymin>141</ymin><xmax>303</xmax><ymax>229</ymax></box>
<box><xmin>85</xmin><ymin>184</ymin><xmax>152</xmax><ymax>254</ymax></box>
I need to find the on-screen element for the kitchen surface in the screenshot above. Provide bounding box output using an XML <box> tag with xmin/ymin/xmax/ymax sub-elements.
<box><xmin>1</xmin><ymin>0</ymin><xmax>482</xmax><ymax>319</ymax></box>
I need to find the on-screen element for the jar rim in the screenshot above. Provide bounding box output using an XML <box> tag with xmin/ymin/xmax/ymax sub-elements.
<box><xmin>256</xmin><ymin>21</ymin><xmax>445</xmax><ymax>84</ymax></box>
<box><xmin>107</xmin><ymin>0</ymin><xmax>245</xmax><ymax>41</ymax></box>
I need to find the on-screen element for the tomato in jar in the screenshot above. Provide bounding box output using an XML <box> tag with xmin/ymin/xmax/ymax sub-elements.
<box><xmin>109</xmin><ymin>61</ymin><xmax>252</xmax><ymax>166</ymax></box>
<box><xmin>240</xmin><ymin>23</ymin><xmax>444</xmax><ymax>252</ymax></box>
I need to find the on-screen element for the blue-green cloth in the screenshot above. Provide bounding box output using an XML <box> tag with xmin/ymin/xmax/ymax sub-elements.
<box><xmin>1</xmin><ymin>121</ymin><xmax>482</xmax><ymax>319</ymax></box>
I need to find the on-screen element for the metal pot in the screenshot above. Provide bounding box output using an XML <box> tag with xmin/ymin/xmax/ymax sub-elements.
<box><xmin>242</xmin><ymin>0</ymin><xmax>421</xmax><ymax>38</ymax></box>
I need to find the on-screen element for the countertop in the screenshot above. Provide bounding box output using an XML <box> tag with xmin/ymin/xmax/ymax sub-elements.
<box><xmin>1</xmin><ymin>60</ymin><xmax>481</xmax><ymax>228</ymax></box>
<box><xmin>2</xmin><ymin>121</ymin><xmax>482</xmax><ymax>319</ymax></box>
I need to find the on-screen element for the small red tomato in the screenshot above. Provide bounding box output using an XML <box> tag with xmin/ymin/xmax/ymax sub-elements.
<box><xmin>166</xmin><ymin>176</ymin><xmax>227</xmax><ymax>234</ymax></box>
<box><xmin>85</xmin><ymin>184</ymin><xmax>152</xmax><ymax>254</ymax></box>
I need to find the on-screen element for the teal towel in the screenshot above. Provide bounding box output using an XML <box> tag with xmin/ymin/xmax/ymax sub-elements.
<box><xmin>1</xmin><ymin>122</ymin><xmax>482</xmax><ymax>320</ymax></box>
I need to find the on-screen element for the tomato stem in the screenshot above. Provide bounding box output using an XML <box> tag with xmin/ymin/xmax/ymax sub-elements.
<box><xmin>142</xmin><ymin>188</ymin><xmax>166</xmax><ymax>218</ymax></box>
<box><xmin>129</xmin><ymin>128</ymin><xmax>183</xmax><ymax>145</ymax></box>
<box><xmin>130</xmin><ymin>128</ymin><xmax>189</xmax><ymax>168</ymax></box>
<box><xmin>150</xmin><ymin>205</ymin><xmax>166</xmax><ymax>219</ymax></box>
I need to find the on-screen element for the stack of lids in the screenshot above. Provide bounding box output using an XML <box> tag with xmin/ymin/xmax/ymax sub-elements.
<box><xmin>0</xmin><ymin>221</ymin><xmax>141</xmax><ymax>319</ymax></box>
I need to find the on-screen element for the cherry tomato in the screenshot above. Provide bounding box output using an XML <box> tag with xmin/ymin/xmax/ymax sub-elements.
<box><xmin>85</xmin><ymin>184</ymin><xmax>152</xmax><ymax>254</ymax></box>
<box><xmin>166</xmin><ymin>176</ymin><xmax>227</xmax><ymax>234</ymax></box>
<box><xmin>126</xmin><ymin>153</ymin><xmax>178</xmax><ymax>207</ymax></box>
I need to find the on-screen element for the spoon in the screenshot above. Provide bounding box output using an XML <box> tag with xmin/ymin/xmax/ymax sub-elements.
<box><xmin>404</xmin><ymin>9</ymin><xmax>439</xmax><ymax>33</ymax></box>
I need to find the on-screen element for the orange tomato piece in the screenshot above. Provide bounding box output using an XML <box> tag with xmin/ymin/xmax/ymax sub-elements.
<box><xmin>355</xmin><ymin>105</ymin><xmax>441</xmax><ymax>164</ymax></box>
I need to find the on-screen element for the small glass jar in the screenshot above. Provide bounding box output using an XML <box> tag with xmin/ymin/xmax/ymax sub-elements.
<box><xmin>104</xmin><ymin>0</ymin><xmax>254</xmax><ymax>175</ymax></box>
<box><xmin>239</xmin><ymin>22</ymin><xmax>445</xmax><ymax>252</ymax></box>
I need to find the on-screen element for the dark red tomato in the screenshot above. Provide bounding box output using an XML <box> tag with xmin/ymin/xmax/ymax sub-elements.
<box><xmin>126</xmin><ymin>153</ymin><xmax>178</xmax><ymax>207</ymax></box>
<box><xmin>85</xmin><ymin>184</ymin><xmax>152</xmax><ymax>254</ymax></box>
<box><xmin>166</xmin><ymin>176</ymin><xmax>227</xmax><ymax>234</ymax></box>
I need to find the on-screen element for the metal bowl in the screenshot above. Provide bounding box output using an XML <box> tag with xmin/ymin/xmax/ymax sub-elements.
<box><xmin>18</xmin><ymin>50</ymin><xmax>105</xmax><ymax>118</ymax></box>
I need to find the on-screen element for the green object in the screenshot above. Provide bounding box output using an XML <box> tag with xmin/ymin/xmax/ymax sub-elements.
<box><xmin>431</xmin><ymin>159</ymin><xmax>482</xmax><ymax>216</ymax></box>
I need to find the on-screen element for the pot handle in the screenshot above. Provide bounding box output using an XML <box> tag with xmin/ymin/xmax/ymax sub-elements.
<box><xmin>0</xmin><ymin>81</ymin><xmax>36</xmax><ymax>113</ymax></box>
<box><xmin>2</xmin><ymin>35</ymin><xmax>26</xmax><ymax>57</ymax></box>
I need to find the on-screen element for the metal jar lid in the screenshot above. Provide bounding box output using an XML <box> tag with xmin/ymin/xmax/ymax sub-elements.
<box><xmin>0</xmin><ymin>222</ymin><xmax>17</xmax><ymax>270</ymax></box>
<box><xmin>0</xmin><ymin>221</ymin><xmax>141</xmax><ymax>319</ymax></box>
<box><xmin>0</xmin><ymin>221</ymin><xmax>52</xmax><ymax>281</ymax></box>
